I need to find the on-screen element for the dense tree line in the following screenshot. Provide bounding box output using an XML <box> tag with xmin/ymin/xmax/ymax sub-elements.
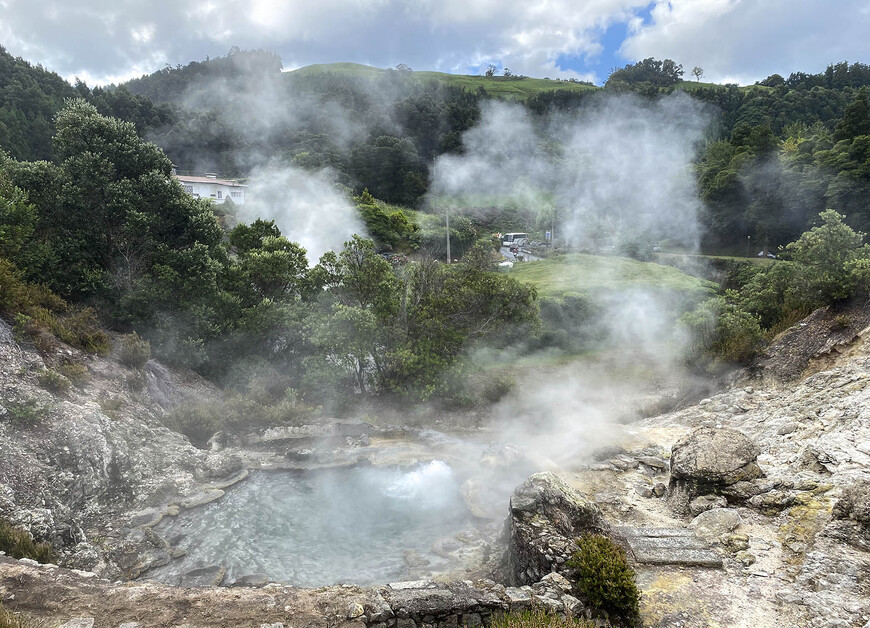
<box><xmin>3</xmin><ymin>46</ymin><xmax>870</xmax><ymax>253</ymax></box>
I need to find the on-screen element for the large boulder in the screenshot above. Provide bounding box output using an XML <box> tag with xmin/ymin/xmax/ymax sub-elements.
<box><xmin>506</xmin><ymin>472</ymin><xmax>606</xmax><ymax>586</ymax></box>
<box><xmin>669</xmin><ymin>428</ymin><xmax>763</xmax><ymax>511</ymax></box>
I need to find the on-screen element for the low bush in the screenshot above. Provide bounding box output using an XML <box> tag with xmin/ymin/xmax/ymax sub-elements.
<box><xmin>480</xmin><ymin>373</ymin><xmax>515</xmax><ymax>403</ymax></box>
<box><xmin>567</xmin><ymin>534</ymin><xmax>641</xmax><ymax>624</ymax></box>
<box><xmin>57</xmin><ymin>362</ymin><xmax>90</xmax><ymax>388</ymax></box>
<box><xmin>0</xmin><ymin>602</ymin><xmax>27</xmax><ymax>628</ymax></box>
<box><xmin>164</xmin><ymin>388</ymin><xmax>314</xmax><ymax>448</ymax></box>
<box><xmin>492</xmin><ymin>611</ymin><xmax>594</xmax><ymax>627</ymax></box>
<box><xmin>1</xmin><ymin>260</ymin><xmax>109</xmax><ymax>355</ymax></box>
<box><xmin>0</xmin><ymin>519</ymin><xmax>56</xmax><ymax>563</ymax></box>
<box><xmin>2</xmin><ymin>399</ymin><xmax>48</xmax><ymax>426</ymax></box>
<box><xmin>831</xmin><ymin>314</ymin><xmax>851</xmax><ymax>331</ymax></box>
<box><xmin>36</xmin><ymin>368</ymin><xmax>71</xmax><ymax>395</ymax></box>
<box><xmin>98</xmin><ymin>395</ymin><xmax>124</xmax><ymax>419</ymax></box>
<box><xmin>117</xmin><ymin>332</ymin><xmax>151</xmax><ymax>368</ymax></box>
<box><xmin>51</xmin><ymin>308</ymin><xmax>110</xmax><ymax>355</ymax></box>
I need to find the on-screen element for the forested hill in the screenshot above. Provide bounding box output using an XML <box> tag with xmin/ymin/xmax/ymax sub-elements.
<box><xmin>0</xmin><ymin>45</ymin><xmax>174</xmax><ymax>162</ymax></box>
<box><xmin>2</xmin><ymin>45</ymin><xmax>870</xmax><ymax>252</ymax></box>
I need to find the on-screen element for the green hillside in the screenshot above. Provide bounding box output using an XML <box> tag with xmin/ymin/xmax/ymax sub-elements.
<box><xmin>288</xmin><ymin>62</ymin><xmax>599</xmax><ymax>98</ymax></box>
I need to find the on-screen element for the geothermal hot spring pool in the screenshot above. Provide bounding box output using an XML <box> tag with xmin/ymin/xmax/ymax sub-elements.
<box><xmin>145</xmin><ymin>461</ymin><xmax>478</xmax><ymax>587</ymax></box>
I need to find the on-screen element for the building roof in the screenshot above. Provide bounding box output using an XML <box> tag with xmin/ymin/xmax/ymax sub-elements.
<box><xmin>174</xmin><ymin>175</ymin><xmax>247</xmax><ymax>188</ymax></box>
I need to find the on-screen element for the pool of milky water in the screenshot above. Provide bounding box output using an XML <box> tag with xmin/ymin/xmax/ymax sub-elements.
<box><xmin>144</xmin><ymin>461</ymin><xmax>477</xmax><ymax>587</ymax></box>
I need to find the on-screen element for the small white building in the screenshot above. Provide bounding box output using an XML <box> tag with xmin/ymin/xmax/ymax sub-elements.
<box><xmin>174</xmin><ymin>173</ymin><xmax>247</xmax><ymax>205</ymax></box>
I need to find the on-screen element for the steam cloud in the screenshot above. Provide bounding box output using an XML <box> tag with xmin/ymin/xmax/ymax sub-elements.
<box><xmin>239</xmin><ymin>165</ymin><xmax>366</xmax><ymax>264</ymax></box>
<box><xmin>432</xmin><ymin>93</ymin><xmax>711</xmax><ymax>250</ymax></box>
<box><xmin>428</xmin><ymin>93</ymin><xmax>715</xmax><ymax>504</ymax></box>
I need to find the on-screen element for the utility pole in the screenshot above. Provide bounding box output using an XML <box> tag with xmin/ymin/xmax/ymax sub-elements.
<box><xmin>446</xmin><ymin>207</ymin><xmax>451</xmax><ymax>263</ymax></box>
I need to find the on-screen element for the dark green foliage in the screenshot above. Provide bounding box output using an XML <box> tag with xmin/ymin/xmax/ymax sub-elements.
<box><xmin>606</xmin><ymin>57</ymin><xmax>684</xmax><ymax>87</ymax></box>
<box><xmin>355</xmin><ymin>190</ymin><xmax>420</xmax><ymax>252</ymax></box>
<box><xmin>568</xmin><ymin>534</ymin><xmax>641</xmax><ymax>623</ymax></box>
<box><xmin>117</xmin><ymin>332</ymin><xmax>151</xmax><ymax>368</ymax></box>
<box><xmin>37</xmin><ymin>369</ymin><xmax>71</xmax><ymax>395</ymax></box>
<box><xmin>492</xmin><ymin>610</ymin><xmax>594</xmax><ymax>627</ymax></box>
<box><xmin>0</xmin><ymin>519</ymin><xmax>56</xmax><ymax>563</ymax></box>
<box><xmin>681</xmin><ymin>293</ymin><xmax>764</xmax><ymax>365</ymax></box>
<box><xmin>1</xmin><ymin>399</ymin><xmax>48</xmax><ymax>427</ymax></box>
<box><xmin>0</xmin><ymin>258</ymin><xmax>109</xmax><ymax>354</ymax></box>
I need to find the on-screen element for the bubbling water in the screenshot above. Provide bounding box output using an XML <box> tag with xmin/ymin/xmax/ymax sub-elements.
<box><xmin>144</xmin><ymin>462</ymin><xmax>476</xmax><ymax>587</ymax></box>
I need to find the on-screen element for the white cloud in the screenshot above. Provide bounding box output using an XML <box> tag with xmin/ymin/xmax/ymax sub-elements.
<box><xmin>620</xmin><ymin>0</ymin><xmax>870</xmax><ymax>84</ymax></box>
<box><xmin>0</xmin><ymin>0</ymin><xmax>867</xmax><ymax>85</ymax></box>
<box><xmin>0</xmin><ymin>0</ymin><xmax>640</xmax><ymax>84</ymax></box>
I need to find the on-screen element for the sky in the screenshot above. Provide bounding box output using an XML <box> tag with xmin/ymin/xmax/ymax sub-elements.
<box><xmin>1</xmin><ymin>0</ymin><xmax>869</xmax><ymax>86</ymax></box>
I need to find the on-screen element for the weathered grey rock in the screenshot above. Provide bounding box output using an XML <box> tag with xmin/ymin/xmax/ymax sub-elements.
<box><xmin>637</xmin><ymin>455</ymin><xmax>669</xmax><ymax>471</ymax></box>
<box><xmin>59</xmin><ymin>620</ymin><xmax>95</xmax><ymax>628</ymax></box>
<box><xmin>507</xmin><ymin>472</ymin><xmax>605</xmax><ymax>586</ymax></box>
<box><xmin>749</xmin><ymin>489</ymin><xmax>796</xmax><ymax>514</ymax></box>
<box><xmin>833</xmin><ymin>479</ymin><xmax>870</xmax><ymax>527</ymax></box>
<box><xmin>670</xmin><ymin>427</ymin><xmax>763</xmax><ymax>486</ymax></box>
<box><xmin>689</xmin><ymin>494</ymin><xmax>728</xmax><ymax>516</ymax></box>
<box><xmin>231</xmin><ymin>573</ymin><xmax>269</xmax><ymax>587</ymax></box>
<box><xmin>689</xmin><ymin>508</ymin><xmax>742</xmax><ymax>543</ymax></box>
<box><xmin>179</xmin><ymin>565</ymin><xmax>226</xmax><ymax>587</ymax></box>
<box><xmin>634</xmin><ymin>483</ymin><xmax>654</xmax><ymax>498</ymax></box>
<box><xmin>669</xmin><ymin>427</ymin><xmax>764</xmax><ymax>511</ymax></box>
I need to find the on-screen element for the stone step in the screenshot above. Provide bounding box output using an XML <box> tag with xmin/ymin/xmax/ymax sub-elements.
<box><xmin>617</xmin><ymin>526</ymin><xmax>696</xmax><ymax>538</ymax></box>
<box><xmin>615</xmin><ymin>526</ymin><xmax>723</xmax><ymax>568</ymax></box>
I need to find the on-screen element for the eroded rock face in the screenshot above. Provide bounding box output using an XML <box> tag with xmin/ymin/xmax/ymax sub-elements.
<box><xmin>833</xmin><ymin>479</ymin><xmax>870</xmax><ymax>527</ymax></box>
<box><xmin>506</xmin><ymin>472</ymin><xmax>606</xmax><ymax>586</ymax></box>
<box><xmin>668</xmin><ymin>427</ymin><xmax>763</xmax><ymax>511</ymax></box>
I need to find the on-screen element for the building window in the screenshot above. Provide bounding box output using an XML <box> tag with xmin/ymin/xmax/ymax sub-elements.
<box><xmin>216</xmin><ymin>190</ymin><xmax>222</xmax><ymax>199</ymax></box>
<box><xmin>231</xmin><ymin>191</ymin><xmax>242</xmax><ymax>198</ymax></box>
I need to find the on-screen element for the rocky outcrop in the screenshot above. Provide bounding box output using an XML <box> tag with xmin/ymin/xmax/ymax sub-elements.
<box><xmin>668</xmin><ymin>427</ymin><xmax>763</xmax><ymax>511</ymax></box>
<box><xmin>833</xmin><ymin>479</ymin><xmax>870</xmax><ymax>527</ymax></box>
<box><xmin>0</xmin><ymin>556</ymin><xmax>590</xmax><ymax>628</ymax></box>
<box><xmin>0</xmin><ymin>319</ymin><xmax>243</xmax><ymax>578</ymax></box>
<box><xmin>506</xmin><ymin>472</ymin><xmax>606</xmax><ymax>586</ymax></box>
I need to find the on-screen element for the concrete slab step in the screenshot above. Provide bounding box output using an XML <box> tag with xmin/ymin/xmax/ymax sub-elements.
<box><xmin>615</xmin><ymin>526</ymin><xmax>723</xmax><ymax>568</ymax></box>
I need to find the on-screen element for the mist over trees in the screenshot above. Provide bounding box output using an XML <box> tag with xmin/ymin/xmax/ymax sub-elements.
<box><xmin>4</xmin><ymin>46</ymin><xmax>870</xmax><ymax>254</ymax></box>
<box><xmin>0</xmin><ymin>99</ymin><xmax>534</xmax><ymax>411</ymax></box>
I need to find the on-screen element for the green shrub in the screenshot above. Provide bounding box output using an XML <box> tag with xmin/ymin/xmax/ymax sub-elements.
<box><xmin>2</xmin><ymin>399</ymin><xmax>47</xmax><ymax>426</ymax></box>
<box><xmin>98</xmin><ymin>395</ymin><xmax>124</xmax><ymax>419</ymax></box>
<box><xmin>681</xmin><ymin>293</ymin><xmax>763</xmax><ymax>365</ymax></box>
<box><xmin>568</xmin><ymin>534</ymin><xmax>641</xmax><ymax>624</ymax></box>
<box><xmin>831</xmin><ymin>314</ymin><xmax>851</xmax><ymax>331</ymax></box>
<box><xmin>117</xmin><ymin>332</ymin><xmax>151</xmax><ymax>368</ymax></box>
<box><xmin>57</xmin><ymin>362</ymin><xmax>91</xmax><ymax>388</ymax></box>
<box><xmin>37</xmin><ymin>368</ymin><xmax>71</xmax><ymax>395</ymax></box>
<box><xmin>164</xmin><ymin>390</ymin><xmax>314</xmax><ymax>448</ymax></box>
<box><xmin>0</xmin><ymin>602</ymin><xmax>27</xmax><ymax>628</ymax></box>
<box><xmin>492</xmin><ymin>610</ymin><xmax>594</xmax><ymax>627</ymax></box>
<box><xmin>0</xmin><ymin>519</ymin><xmax>56</xmax><ymax>563</ymax></box>
<box><xmin>51</xmin><ymin>307</ymin><xmax>110</xmax><ymax>355</ymax></box>
<box><xmin>163</xmin><ymin>402</ymin><xmax>224</xmax><ymax>447</ymax></box>
<box><xmin>0</xmin><ymin>262</ymin><xmax>110</xmax><ymax>356</ymax></box>
<box><xmin>480</xmin><ymin>373</ymin><xmax>515</xmax><ymax>403</ymax></box>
